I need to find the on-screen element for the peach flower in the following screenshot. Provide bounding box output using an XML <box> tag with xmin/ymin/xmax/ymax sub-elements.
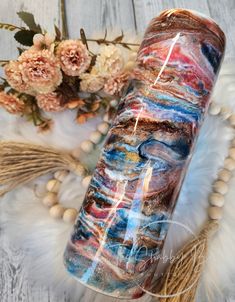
<box><xmin>103</xmin><ymin>71</ymin><xmax>129</xmax><ymax>96</ymax></box>
<box><xmin>36</xmin><ymin>92</ymin><xmax>65</xmax><ymax>112</ymax></box>
<box><xmin>94</xmin><ymin>45</ymin><xmax>124</xmax><ymax>76</ymax></box>
<box><xmin>0</xmin><ymin>92</ymin><xmax>25</xmax><ymax>114</ymax></box>
<box><xmin>18</xmin><ymin>48</ymin><xmax>62</xmax><ymax>94</ymax></box>
<box><xmin>56</xmin><ymin>40</ymin><xmax>91</xmax><ymax>76</ymax></box>
<box><xmin>4</xmin><ymin>61</ymin><xmax>32</xmax><ymax>94</ymax></box>
<box><xmin>80</xmin><ymin>72</ymin><xmax>105</xmax><ymax>93</ymax></box>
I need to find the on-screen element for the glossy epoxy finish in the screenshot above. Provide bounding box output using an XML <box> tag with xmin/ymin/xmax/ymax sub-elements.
<box><xmin>64</xmin><ymin>9</ymin><xmax>225</xmax><ymax>299</ymax></box>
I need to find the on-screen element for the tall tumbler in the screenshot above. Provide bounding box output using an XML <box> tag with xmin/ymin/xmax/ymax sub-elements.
<box><xmin>64</xmin><ymin>9</ymin><xmax>225</xmax><ymax>299</ymax></box>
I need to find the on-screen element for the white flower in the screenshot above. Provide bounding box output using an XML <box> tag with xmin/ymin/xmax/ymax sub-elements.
<box><xmin>94</xmin><ymin>45</ymin><xmax>124</xmax><ymax>76</ymax></box>
<box><xmin>80</xmin><ymin>71</ymin><xmax>105</xmax><ymax>93</ymax></box>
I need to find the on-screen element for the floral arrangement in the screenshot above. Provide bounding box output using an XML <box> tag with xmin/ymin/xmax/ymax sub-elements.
<box><xmin>0</xmin><ymin>11</ymin><xmax>139</xmax><ymax>130</ymax></box>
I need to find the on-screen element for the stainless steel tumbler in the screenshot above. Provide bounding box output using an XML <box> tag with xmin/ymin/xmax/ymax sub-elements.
<box><xmin>64</xmin><ymin>9</ymin><xmax>225</xmax><ymax>299</ymax></box>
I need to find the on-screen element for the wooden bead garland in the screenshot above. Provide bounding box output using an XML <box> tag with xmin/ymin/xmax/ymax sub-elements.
<box><xmin>207</xmin><ymin>102</ymin><xmax>235</xmax><ymax>221</ymax></box>
<box><xmin>41</xmin><ymin>103</ymin><xmax>235</xmax><ymax>224</ymax></box>
<box><xmin>41</xmin><ymin>114</ymin><xmax>110</xmax><ymax>223</ymax></box>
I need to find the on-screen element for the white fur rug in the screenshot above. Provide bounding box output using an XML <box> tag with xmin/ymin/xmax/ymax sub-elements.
<box><xmin>1</xmin><ymin>61</ymin><xmax>235</xmax><ymax>302</ymax></box>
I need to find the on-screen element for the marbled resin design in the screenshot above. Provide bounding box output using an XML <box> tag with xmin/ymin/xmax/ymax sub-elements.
<box><xmin>64</xmin><ymin>9</ymin><xmax>225</xmax><ymax>299</ymax></box>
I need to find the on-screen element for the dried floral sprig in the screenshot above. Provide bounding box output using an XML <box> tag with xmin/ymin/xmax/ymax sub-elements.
<box><xmin>79</xmin><ymin>28</ymin><xmax>140</xmax><ymax>50</ymax></box>
<box><xmin>0</xmin><ymin>23</ymin><xmax>25</xmax><ymax>31</ymax></box>
<box><xmin>0</xmin><ymin>9</ymin><xmax>139</xmax><ymax>130</ymax></box>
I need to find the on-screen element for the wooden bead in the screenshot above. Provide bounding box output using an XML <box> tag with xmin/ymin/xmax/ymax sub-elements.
<box><xmin>81</xmin><ymin>140</ymin><xmax>93</xmax><ymax>153</ymax></box>
<box><xmin>46</xmin><ymin>179</ymin><xmax>60</xmax><ymax>193</ymax></box>
<box><xmin>110</xmin><ymin>99</ymin><xmax>118</xmax><ymax>107</ymax></box>
<box><xmin>71</xmin><ymin>148</ymin><xmax>82</xmax><ymax>159</ymax></box>
<box><xmin>224</xmin><ymin>157</ymin><xmax>235</xmax><ymax>171</ymax></box>
<box><xmin>229</xmin><ymin>147</ymin><xmax>235</xmax><ymax>160</ymax></box>
<box><xmin>54</xmin><ymin>170</ymin><xmax>69</xmax><ymax>182</ymax></box>
<box><xmin>209</xmin><ymin>193</ymin><xmax>225</xmax><ymax>207</ymax></box>
<box><xmin>49</xmin><ymin>205</ymin><xmax>65</xmax><ymax>219</ymax></box>
<box><xmin>103</xmin><ymin>113</ymin><xmax>110</xmax><ymax>123</ymax></box>
<box><xmin>97</xmin><ymin>122</ymin><xmax>109</xmax><ymax>135</ymax></box>
<box><xmin>213</xmin><ymin>180</ymin><xmax>228</xmax><ymax>195</ymax></box>
<box><xmin>89</xmin><ymin>131</ymin><xmax>102</xmax><ymax>144</ymax></box>
<box><xmin>63</xmin><ymin>208</ymin><xmax>78</xmax><ymax>223</ymax></box>
<box><xmin>218</xmin><ymin>169</ymin><xmax>231</xmax><ymax>182</ymax></box>
<box><xmin>220</xmin><ymin>106</ymin><xmax>232</xmax><ymax>119</ymax></box>
<box><xmin>73</xmin><ymin>163</ymin><xmax>86</xmax><ymax>176</ymax></box>
<box><xmin>229</xmin><ymin>114</ymin><xmax>235</xmax><ymax>126</ymax></box>
<box><xmin>42</xmin><ymin>192</ymin><xmax>58</xmax><ymax>208</ymax></box>
<box><xmin>209</xmin><ymin>103</ymin><xmax>221</xmax><ymax>115</ymax></box>
<box><xmin>82</xmin><ymin>175</ymin><xmax>92</xmax><ymax>188</ymax></box>
<box><xmin>208</xmin><ymin>206</ymin><xmax>223</xmax><ymax>220</ymax></box>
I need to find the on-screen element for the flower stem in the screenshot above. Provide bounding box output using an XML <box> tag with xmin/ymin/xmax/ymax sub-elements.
<box><xmin>60</xmin><ymin>0</ymin><xmax>69</xmax><ymax>39</ymax></box>
<box><xmin>81</xmin><ymin>38</ymin><xmax>140</xmax><ymax>47</ymax></box>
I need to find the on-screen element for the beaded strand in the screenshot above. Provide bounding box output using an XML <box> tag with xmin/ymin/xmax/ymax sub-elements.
<box><xmin>208</xmin><ymin>103</ymin><xmax>235</xmax><ymax>220</ymax></box>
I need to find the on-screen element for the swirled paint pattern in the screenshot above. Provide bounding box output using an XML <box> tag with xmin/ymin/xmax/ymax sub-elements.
<box><xmin>64</xmin><ymin>9</ymin><xmax>225</xmax><ymax>299</ymax></box>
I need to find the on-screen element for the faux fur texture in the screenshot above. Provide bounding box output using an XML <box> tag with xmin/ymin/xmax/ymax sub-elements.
<box><xmin>1</xmin><ymin>61</ymin><xmax>235</xmax><ymax>302</ymax></box>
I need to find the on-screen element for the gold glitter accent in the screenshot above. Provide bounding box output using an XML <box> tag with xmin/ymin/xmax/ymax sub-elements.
<box><xmin>126</xmin><ymin>152</ymin><xmax>140</xmax><ymax>162</ymax></box>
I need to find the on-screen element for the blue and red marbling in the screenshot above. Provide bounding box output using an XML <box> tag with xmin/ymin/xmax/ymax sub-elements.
<box><xmin>64</xmin><ymin>9</ymin><xmax>225</xmax><ymax>299</ymax></box>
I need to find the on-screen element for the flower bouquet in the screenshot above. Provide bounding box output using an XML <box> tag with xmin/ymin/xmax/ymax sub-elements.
<box><xmin>0</xmin><ymin>11</ymin><xmax>139</xmax><ymax>130</ymax></box>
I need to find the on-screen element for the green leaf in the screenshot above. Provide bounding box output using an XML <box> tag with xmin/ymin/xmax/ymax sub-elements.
<box><xmin>122</xmin><ymin>44</ymin><xmax>131</xmax><ymax>50</ymax></box>
<box><xmin>80</xmin><ymin>28</ymin><xmax>89</xmax><ymax>50</ymax></box>
<box><xmin>113</xmin><ymin>31</ymin><xmax>124</xmax><ymax>43</ymax></box>
<box><xmin>14</xmin><ymin>30</ymin><xmax>35</xmax><ymax>46</ymax></box>
<box><xmin>0</xmin><ymin>77</ymin><xmax>8</xmax><ymax>91</ymax></box>
<box><xmin>17</xmin><ymin>47</ymin><xmax>25</xmax><ymax>55</ymax></box>
<box><xmin>0</xmin><ymin>60</ymin><xmax>9</xmax><ymax>67</ymax></box>
<box><xmin>54</xmin><ymin>24</ymin><xmax>62</xmax><ymax>41</ymax></box>
<box><xmin>0</xmin><ymin>23</ymin><xmax>22</xmax><ymax>31</ymax></box>
<box><xmin>17</xmin><ymin>11</ymin><xmax>41</xmax><ymax>32</ymax></box>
